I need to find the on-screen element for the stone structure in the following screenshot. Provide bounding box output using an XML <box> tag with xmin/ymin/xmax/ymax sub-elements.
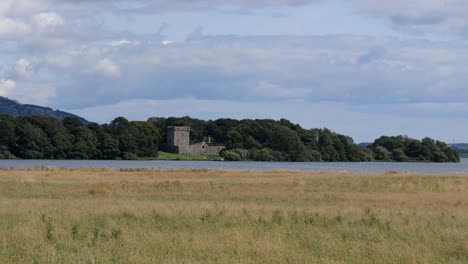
<box><xmin>166</xmin><ymin>126</ymin><xmax>225</xmax><ymax>156</ymax></box>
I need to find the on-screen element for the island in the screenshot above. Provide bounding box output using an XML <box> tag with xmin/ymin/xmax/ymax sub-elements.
<box><xmin>0</xmin><ymin>114</ymin><xmax>460</xmax><ymax>162</ymax></box>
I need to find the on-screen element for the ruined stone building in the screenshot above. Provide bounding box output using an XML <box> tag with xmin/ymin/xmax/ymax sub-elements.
<box><xmin>166</xmin><ymin>126</ymin><xmax>225</xmax><ymax>156</ymax></box>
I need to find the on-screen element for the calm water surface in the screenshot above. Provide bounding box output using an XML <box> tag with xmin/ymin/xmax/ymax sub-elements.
<box><xmin>0</xmin><ymin>159</ymin><xmax>468</xmax><ymax>174</ymax></box>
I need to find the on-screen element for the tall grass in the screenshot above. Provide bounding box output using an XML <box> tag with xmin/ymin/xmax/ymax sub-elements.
<box><xmin>0</xmin><ymin>168</ymin><xmax>467</xmax><ymax>263</ymax></box>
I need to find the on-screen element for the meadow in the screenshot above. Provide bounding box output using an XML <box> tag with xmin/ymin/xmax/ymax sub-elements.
<box><xmin>0</xmin><ymin>168</ymin><xmax>467</xmax><ymax>263</ymax></box>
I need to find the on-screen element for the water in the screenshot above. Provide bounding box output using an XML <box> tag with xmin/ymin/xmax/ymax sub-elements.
<box><xmin>0</xmin><ymin>159</ymin><xmax>468</xmax><ymax>173</ymax></box>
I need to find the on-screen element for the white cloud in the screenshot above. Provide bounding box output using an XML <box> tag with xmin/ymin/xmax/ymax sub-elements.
<box><xmin>95</xmin><ymin>58</ymin><xmax>121</xmax><ymax>77</ymax></box>
<box><xmin>252</xmin><ymin>80</ymin><xmax>312</xmax><ymax>98</ymax></box>
<box><xmin>31</xmin><ymin>12</ymin><xmax>64</xmax><ymax>31</ymax></box>
<box><xmin>0</xmin><ymin>0</ymin><xmax>322</xmax><ymax>18</ymax></box>
<box><xmin>7</xmin><ymin>81</ymin><xmax>56</xmax><ymax>105</ymax></box>
<box><xmin>29</xmin><ymin>34</ymin><xmax>468</xmax><ymax>111</ymax></box>
<box><xmin>59</xmin><ymin>0</ymin><xmax>322</xmax><ymax>13</ymax></box>
<box><xmin>110</xmin><ymin>39</ymin><xmax>141</xmax><ymax>46</ymax></box>
<box><xmin>358</xmin><ymin>0</ymin><xmax>468</xmax><ymax>36</ymax></box>
<box><xmin>0</xmin><ymin>0</ymin><xmax>50</xmax><ymax>16</ymax></box>
<box><xmin>45</xmin><ymin>54</ymin><xmax>73</xmax><ymax>69</ymax></box>
<box><xmin>0</xmin><ymin>79</ymin><xmax>16</xmax><ymax>96</ymax></box>
<box><xmin>161</xmin><ymin>40</ymin><xmax>174</xmax><ymax>46</ymax></box>
<box><xmin>0</xmin><ymin>0</ymin><xmax>466</xmax><ymax>142</ymax></box>
<box><xmin>0</xmin><ymin>16</ymin><xmax>30</xmax><ymax>37</ymax></box>
<box><xmin>15</xmin><ymin>58</ymin><xmax>34</xmax><ymax>78</ymax></box>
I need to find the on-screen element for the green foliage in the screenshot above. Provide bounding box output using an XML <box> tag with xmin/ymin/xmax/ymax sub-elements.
<box><xmin>151</xmin><ymin>117</ymin><xmax>458</xmax><ymax>163</ymax></box>
<box><xmin>0</xmin><ymin>114</ymin><xmax>458</xmax><ymax>163</ymax></box>
<box><xmin>0</xmin><ymin>114</ymin><xmax>16</xmax><ymax>149</ymax></box>
<box><xmin>0</xmin><ymin>115</ymin><xmax>160</xmax><ymax>160</ymax></box>
<box><xmin>0</xmin><ymin>145</ymin><xmax>15</xmax><ymax>159</ymax></box>
<box><xmin>14</xmin><ymin>119</ymin><xmax>50</xmax><ymax>159</ymax></box>
<box><xmin>249</xmin><ymin>148</ymin><xmax>286</xmax><ymax>162</ymax></box>
<box><xmin>369</xmin><ymin>136</ymin><xmax>459</xmax><ymax>163</ymax></box>
<box><xmin>132</xmin><ymin>121</ymin><xmax>160</xmax><ymax>158</ymax></box>
<box><xmin>222</xmin><ymin>149</ymin><xmax>251</xmax><ymax>161</ymax></box>
<box><xmin>374</xmin><ymin>146</ymin><xmax>392</xmax><ymax>161</ymax></box>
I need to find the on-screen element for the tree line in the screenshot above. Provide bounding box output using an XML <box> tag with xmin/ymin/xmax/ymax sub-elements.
<box><xmin>368</xmin><ymin>136</ymin><xmax>459</xmax><ymax>163</ymax></box>
<box><xmin>151</xmin><ymin>117</ymin><xmax>460</xmax><ymax>163</ymax></box>
<box><xmin>0</xmin><ymin>114</ymin><xmax>460</xmax><ymax>162</ymax></box>
<box><xmin>0</xmin><ymin>115</ymin><xmax>159</xmax><ymax>160</ymax></box>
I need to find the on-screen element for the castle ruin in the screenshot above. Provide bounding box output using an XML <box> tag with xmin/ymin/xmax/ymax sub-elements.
<box><xmin>166</xmin><ymin>126</ymin><xmax>225</xmax><ymax>156</ymax></box>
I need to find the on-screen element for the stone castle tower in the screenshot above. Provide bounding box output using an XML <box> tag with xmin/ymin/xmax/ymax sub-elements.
<box><xmin>166</xmin><ymin>126</ymin><xmax>190</xmax><ymax>148</ymax></box>
<box><xmin>166</xmin><ymin>126</ymin><xmax>225</xmax><ymax>156</ymax></box>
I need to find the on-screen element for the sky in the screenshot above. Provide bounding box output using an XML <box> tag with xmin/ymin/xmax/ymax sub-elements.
<box><xmin>1</xmin><ymin>0</ymin><xmax>468</xmax><ymax>143</ymax></box>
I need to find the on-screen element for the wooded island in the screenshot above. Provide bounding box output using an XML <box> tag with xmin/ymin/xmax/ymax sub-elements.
<box><xmin>0</xmin><ymin>115</ymin><xmax>459</xmax><ymax>162</ymax></box>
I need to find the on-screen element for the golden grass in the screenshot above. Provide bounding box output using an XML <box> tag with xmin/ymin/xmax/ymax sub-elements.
<box><xmin>0</xmin><ymin>168</ymin><xmax>468</xmax><ymax>263</ymax></box>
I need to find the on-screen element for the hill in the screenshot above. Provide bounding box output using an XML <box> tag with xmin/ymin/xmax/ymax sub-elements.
<box><xmin>358</xmin><ymin>142</ymin><xmax>372</xmax><ymax>148</ymax></box>
<box><xmin>450</xmin><ymin>144</ymin><xmax>468</xmax><ymax>158</ymax></box>
<box><xmin>0</xmin><ymin>97</ymin><xmax>88</xmax><ymax>124</ymax></box>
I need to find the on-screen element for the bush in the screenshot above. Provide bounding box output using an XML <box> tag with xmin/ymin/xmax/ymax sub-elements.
<box><xmin>0</xmin><ymin>146</ymin><xmax>16</xmax><ymax>159</ymax></box>
<box><xmin>222</xmin><ymin>149</ymin><xmax>250</xmax><ymax>161</ymax></box>
<box><xmin>374</xmin><ymin>146</ymin><xmax>392</xmax><ymax>161</ymax></box>
<box><xmin>123</xmin><ymin>152</ymin><xmax>139</xmax><ymax>160</ymax></box>
<box><xmin>392</xmin><ymin>148</ymin><xmax>409</xmax><ymax>162</ymax></box>
<box><xmin>250</xmin><ymin>148</ymin><xmax>276</xmax><ymax>161</ymax></box>
<box><xmin>222</xmin><ymin>151</ymin><xmax>242</xmax><ymax>161</ymax></box>
<box><xmin>307</xmin><ymin>150</ymin><xmax>322</xmax><ymax>162</ymax></box>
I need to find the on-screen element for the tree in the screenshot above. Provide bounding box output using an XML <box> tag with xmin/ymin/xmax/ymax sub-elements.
<box><xmin>110</xmin><ymin>117</ymin><xmax>137</xmax><ymax>158</ymax></box>
<box><xmin>225</xmin><ymin>130</ymin><xmax>243</xmax><ymax>149</ymax></box>
<box><xmin>3</xmin><ymin>114</ymin><xmax>455</xmax><ymax>163</ymax></box>
<box><xmin>374</xmin><ymin>146</ymin><xmax>391</xmax><ymax>161</ymax></box>
<box><xmin>369</xmin><ymin>135</ymin><xmax>458</xmax><ymax>162</ymax></box>
<box><xmin>24</xmin><ymin>116</ymin><xmax>71</xmax><ymax>159</ymax></box>
<box><xmin>64</xmin><ymin>117</ymin><xmax>97</xmax><ymax>159</ymax></box>
<box><xmin>268</xmin><ymin>126</ymin><xmax>310</xmax><ymax>161</ymax></box>
<box><xmin>132</xmin><ymin>121</ymin><xmax>160</xmax><ymax>158</ymax></box>
<box><xmin>0</xmin><ymin>114</ymin><xmax>16</xmax><ymax>150</ymax></box>
<box><xmin>88</xmin><ymin>123</ymin><xmax>121</xmax><ymax>160</ymax></box>
<box><xmin>0</xmin><ymin>114</ymin><xmax>16</xmax><ymax>159</ymax></box>
<box><xmin>392</xmin><ymin>148</ymin><xmax>409</xmax><ymax>162</ymax></box>
<box><xmin>14</xmin><ymin>119</ymin><xmax>50</xmax><ymax>159</ymax></box>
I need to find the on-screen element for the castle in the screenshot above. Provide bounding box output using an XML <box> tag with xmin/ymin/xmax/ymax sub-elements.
<box><xmin>166</xmin><ymin>126</ymin><xmax>225</xmax><ymax>156</ymax></box>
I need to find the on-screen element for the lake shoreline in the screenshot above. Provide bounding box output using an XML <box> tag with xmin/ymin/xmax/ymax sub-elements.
<box><xmin>0</xmin><ymin>159</ymin><xmax>468</xmax><ymax>174</ymax></box>
<box><xmin>2</xmin><ymin>166</ymin><xmax>468</xmax><ymax>177</ymax></box>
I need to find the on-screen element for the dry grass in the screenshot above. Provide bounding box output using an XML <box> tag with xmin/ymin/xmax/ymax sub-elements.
<box><xmin>0</xmin><ymin>168</ymin><xmax>468</xmax><ymax>263</ymax></box>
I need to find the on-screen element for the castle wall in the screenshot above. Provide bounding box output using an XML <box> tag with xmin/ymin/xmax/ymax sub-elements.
<box><xmin>177</xmin><ymin>145</ymin><xmax>193</xmax><ymax>155</ymax></box>
<box><xmin>166</xmin><ymin>126</ymin><xmax>225</xmax><ymax>156</ymax></box>
<box><xmin>207</xmin><ymin>146</ymin><xmax>226</xmax><ymax>156</ymax></box>
<box><xmin>188</xmin><ymin>142</ymin><xmax>225</xmax><ymax>156</ymax></box>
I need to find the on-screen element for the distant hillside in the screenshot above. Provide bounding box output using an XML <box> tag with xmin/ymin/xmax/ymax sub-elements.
<box><xmin>0</xmin><ymin>97</ymin><xmax>88</xmax><ymax>124</ymax></box>
<box><xmin>450</xmin><ymin>143</ymin><xmax>468</xmax><ymax>149</ymax></box>
<box><xmin>450</xmin><ymin>144</ymin><xmax>468</xmax><ymax>158</ymax></box>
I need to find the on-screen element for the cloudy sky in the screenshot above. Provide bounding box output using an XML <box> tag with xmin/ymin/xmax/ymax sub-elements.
<box><xmin>1</xmin><ymin>0</ymin><xmax>468</xmax><ymax>142</ymax></box>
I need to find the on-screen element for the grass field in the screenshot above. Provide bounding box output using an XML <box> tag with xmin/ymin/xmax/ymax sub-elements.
<box><xmin>157</xmin><ymin>151</ymin><xmax>220</xmax><ymax>161</ymax></box>
<box><xmin>1</xmin><ymin>168</ymin><xmax>468</xmax><ymax>263</ymax></box>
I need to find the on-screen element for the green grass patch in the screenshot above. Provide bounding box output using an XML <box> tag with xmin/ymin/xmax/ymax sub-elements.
<box><xmin>157</xmin><ymin>151</ymin><xmax>221</xmax><ymax>161</ymax></box>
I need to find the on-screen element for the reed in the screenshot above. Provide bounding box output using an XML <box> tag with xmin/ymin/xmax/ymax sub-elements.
<box><xmin>1</xmin><ymin>168</ymin><xmax>467</xmax><ymax>263</ymax></box>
